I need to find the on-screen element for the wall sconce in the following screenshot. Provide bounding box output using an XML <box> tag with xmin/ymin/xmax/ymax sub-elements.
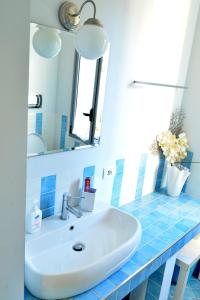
<box><xmin>58</xmin><ymin>0</ymin><xmax>109</xmax><ymax>60</ymax></box>
<box><xmin>32</xmin><ymin>26</ymin><xmax>62</xmax><ymax>59</ymax></box>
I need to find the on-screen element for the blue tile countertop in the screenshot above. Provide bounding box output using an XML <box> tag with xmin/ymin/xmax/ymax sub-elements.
<box><xmin>25</xmin><ymin>192</ymin><xmax>200</xmax><ymax>300</ymax></box>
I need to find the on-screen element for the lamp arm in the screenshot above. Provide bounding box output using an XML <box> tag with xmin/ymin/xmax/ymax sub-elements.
<box><xmin>71</xmin><ymin>0</ymin><xmax>96</xmax><ymax>18</ymax></box>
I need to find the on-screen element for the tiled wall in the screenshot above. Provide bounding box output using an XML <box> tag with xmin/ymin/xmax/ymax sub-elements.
<box><xmin>35</xmin><ymin>155</ymin><xmax>133</xmax><ymax>216</ymax></box>
<box><xmin>135</xmin><ymin>154</ymin><xmax>148</xmax><ymax>199</ymax></box>
<box><xmin>182</xmin><ymin>151</ymin><xmax>194</xmax><ymax>192</ymax></box>
<box><xmin>37</xmin><ymin>166</ymin><xmax>96</xmax><ymax>218</ymax></box>
<box><xmin>35</xmin><ymin>112</ymin><xmax>42</xmax><ymax>135</ymax></box>
<box><xmin>27</xmin><ymin>111</ymin><xmax>43</xmax><ymax>135</ymax></box>
<box><xmin>60</xmin><ymin>114</ymin><xmax>67</xmax><ymax>149</ymax></box>
<box><xmin>155</xmin><ymin>153</ymin><xmax>165</xmax><ymax>192</ymax></box>
<box><xmin>154</xmin><ymin>151</ymin><xmax>194</xmax><ymax>193</ymax></box>
<box><xmin>111</xmin><ymin>159</ymin><xmax>125</xmax><ymax>207</ymax></box>
<box><xmin>27</xmin><ymin>151</ymin><xmax>193</xmax><ymax>218</ymax></box>
<box><xmin>40</xmin><ymin>175</ymin><xmax>56</xmax><ymax>218</ymax></box>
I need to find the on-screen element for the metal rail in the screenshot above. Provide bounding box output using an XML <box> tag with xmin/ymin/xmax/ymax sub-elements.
<box><xmin>132</xmin><ymin>80</ymin><xmax>187</xmax><ymax>89</ymax></box>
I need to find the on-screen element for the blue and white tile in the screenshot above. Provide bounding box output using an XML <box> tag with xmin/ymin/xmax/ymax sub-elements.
<box><xmin>135</xmin><ymin>153</ymin><xmax>148</xmax><ymax>199</ymax></box>
<box><xmin>35</xmin><ymin>112</ymin><xmax>42</xmax><ymax>135</ymax></box>
<box><xmin>93</xmin><ymin>279</ymin><xmax>116</xmax><ymax>298</ymax></box>
<box><xmin>25</xmin><ymin>192</ymin><xmax>200</xmax><ymax>300</ymax></box>
<box><xmin>60</xmin><ymin>115</ymin><xmax>68</xmax><ymax>149</ymax></box>
<box><xmin>40</xmin><ymin>175</ymin><xmax>56</xmax><ymax>218</ymax></box>
<box><xmin>116</xmin><ymin>280</ymin><xmax>131</xmax><ymax>299</ymax></box>
<box><xmin>169</xmin><ymin>276</ymin><xmax>200</xmax><ymax>300</ymax></box>
<box><xmin>155</xmin><ymin>153</ymin><xmax>165</xmax><ymax>192</ymax></box>
<box><xmin>111</xmin><ymin>159</ymin><xmax>125</xmax><ymax>207</ymax></box>
<box><xmin>41</xmin><ymin>175</ymin><xmax>56</xmax><ymax>194</ymax></box>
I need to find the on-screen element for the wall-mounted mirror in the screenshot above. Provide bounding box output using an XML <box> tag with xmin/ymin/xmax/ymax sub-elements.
<box><xmin>27</xmin><ymin>23</ymin><xmax>109</xmax><ymax>157</ymax></box>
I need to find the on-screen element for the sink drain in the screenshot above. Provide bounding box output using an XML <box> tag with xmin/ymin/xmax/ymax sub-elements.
<box><xmin>72</xmin><ymin>242</ymin><xmax>85</xmax><ymax>252</ymax></box>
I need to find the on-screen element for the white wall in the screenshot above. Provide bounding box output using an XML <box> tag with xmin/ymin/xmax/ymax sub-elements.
<box><xmin>182</xmin><ymin>8</ymin><xmax>200</xmax><ymax>198</ymax></box>
<box><xmin>27</xmin><ymin>0</ymin><xmax>199</xmax><ymax>214</ymax></box>
<box><xmin>0</xmin><ymin>0</ymin><xmax>29</xmax><ymax>299</ymax></box>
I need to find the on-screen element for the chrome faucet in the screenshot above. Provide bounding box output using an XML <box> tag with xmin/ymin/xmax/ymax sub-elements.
<box><xmin>61</xmin><ymin>193</ymin><xmax>83</xmax><ymax>220</ymax></box>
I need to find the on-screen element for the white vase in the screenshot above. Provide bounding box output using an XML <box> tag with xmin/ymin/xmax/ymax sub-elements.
<box><xmin>166</xmin><ymin>164</ymin><xmax>190</xmax><ymax>197</ymax></box>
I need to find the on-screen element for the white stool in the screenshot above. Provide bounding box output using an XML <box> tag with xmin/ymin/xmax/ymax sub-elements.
<box><xmin>173</xmin><ymin>234</ymin><xmax>200</xmax><ymax>300</ymax></box>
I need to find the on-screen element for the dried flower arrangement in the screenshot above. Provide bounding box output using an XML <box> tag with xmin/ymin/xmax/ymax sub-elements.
<box><xmin>169</xmin><ymin>109</ymin><xmax>185</xmax><ymax>136</ymax></box>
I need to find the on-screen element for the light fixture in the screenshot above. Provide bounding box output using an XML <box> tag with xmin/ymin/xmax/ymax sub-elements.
<box><xmin>32</xmin><ymin>26</ymin><xmax>62</xmax><ymax>59</ymax></box>
<box><xmin>58</xmin><ymin>0</ymin><xmax>109</xmax><ymax>60</ymax></box>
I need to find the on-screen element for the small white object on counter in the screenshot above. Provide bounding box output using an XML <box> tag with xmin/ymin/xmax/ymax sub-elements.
<box><xmin>26</xmin><ymin>200</ymin><xmax>42</xmax><ymax>234</ymax></box>
<box><xmin>81</xmin><ymin>188</ymin><xmax>96</xmax><ymax>212</ymax></box>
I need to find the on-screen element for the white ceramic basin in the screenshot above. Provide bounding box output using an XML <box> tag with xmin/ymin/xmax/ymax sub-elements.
<box><xmin>25</xmin><ymin>207</ymin><xmax>141</xmax><ymax>299</ymax></box>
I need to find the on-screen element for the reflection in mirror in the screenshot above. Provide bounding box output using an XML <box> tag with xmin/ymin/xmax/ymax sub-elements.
<box><xmin>27</xmin><ymin>23</ymin><xmax>109</xmax><ymax>157</ymax></box>
<box><xmin>28</xmin><ymin>94</ymin><xmax>42</xmax><ymax>109</ymax></box>
<box><xmin>70</xmin><ymin>52</ymin><xmax>103</xmax><ymax>144</ymax></box>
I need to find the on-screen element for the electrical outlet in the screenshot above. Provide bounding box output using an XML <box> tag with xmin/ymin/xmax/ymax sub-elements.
<box><xmin>102</xmin><ymin>165</ymin><xmax>116</xmax><ymax>179</ymax></box>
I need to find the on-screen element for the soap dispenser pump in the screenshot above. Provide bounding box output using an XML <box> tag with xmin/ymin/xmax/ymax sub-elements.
<box><xmin>26</xmin><ymin>200</ymin><xmax>42</xmax><ymax>234</ymax></box>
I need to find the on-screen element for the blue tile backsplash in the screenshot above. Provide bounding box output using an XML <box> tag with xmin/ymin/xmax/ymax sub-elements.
<box><xmin>41</xmin><ymin>206</ymin><xmax>55</xmax><ymax>219</ymax></box>
<box><xmin>155</xmin><ymin>153</ymin><xmax>165</xmax><ymax>192</ymax></box>
<box><xmin>60</xmin><ymin>114</ymin><xmax>67</xmax><ymax>149</ymax></box>
<box><xmin>111</xmin><ymin>159</ymin><xmax>124</xmax><ymax>207</ymax></box>
<box><xmin>154</xmin><ymin>151</ymin><xmax>194</xmax><ymax>193</ymax></box>
<box><xmin>182</xmin><ymin>151</ymin><xmax>193</xmax><ymax>192</ymax></box>
<box><xmin>135</xmin><ymin>153</ymin><xmax>148</xmax><ymax>199</ymax></box>
<box><xmin>29</xmin><ymin>152</ymin><xmax>191</xmax><ymax>223</ymax></box>
<box><xmin>35</xmin><ymin>112</ymin><xmax>42</xmax><ymax>135</ymax></box>
<box><xmin>41</xmin><ymin>175</ymin><xmax>56</xmax><ymax>193</ymax></box>
<box><xmin>40</xmin><ymin>175</ymin><xmax>56</xmax><ymax>218</ymax></box>
<box><xmin>40</xmin><ymin>191</ymin><xmax>56</xmax><ymax>210</ymax></box>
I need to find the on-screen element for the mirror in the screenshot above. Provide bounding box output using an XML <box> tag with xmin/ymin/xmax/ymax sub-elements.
<box><xmin>27</xmin><ymin>23</ymin><xmax>109</xmax><ymax>157</ymax></box>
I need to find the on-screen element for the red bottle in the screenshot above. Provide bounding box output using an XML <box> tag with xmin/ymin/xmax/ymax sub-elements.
<box><xmin>84</xmin><ymin>177</ymin><xmax>91</xmax><ymax>192</ymax></box>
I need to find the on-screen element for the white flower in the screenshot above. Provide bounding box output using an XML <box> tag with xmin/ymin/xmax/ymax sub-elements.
<box><xmin>156</xmin><ymin>130</ymin><xmax>189</xmax><ymax>165</ymax></box>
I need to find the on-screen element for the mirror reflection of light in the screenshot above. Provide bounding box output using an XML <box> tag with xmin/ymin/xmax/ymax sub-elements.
<box><xmin>32</xmin><ymin>26</ymin><xmax>62</xmax><ymax>59</ymax></box>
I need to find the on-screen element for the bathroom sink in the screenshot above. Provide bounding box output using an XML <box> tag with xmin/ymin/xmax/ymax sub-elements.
<box><xmin>25</xmin><ymin>207</ymin><xmax>141</xmax><ymax>299</ymax></box>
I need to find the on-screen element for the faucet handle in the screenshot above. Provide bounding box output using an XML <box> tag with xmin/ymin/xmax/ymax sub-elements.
<box><xmin>63</xmin><ymin>192</ymin><xmax>71</xmax><ymax>201</ymax></box>
<box><xmin>65</xmin><ymin>193</ymin><xmax>72</xmax><ymax>205</ymax></box>
<box><xmin>67</xmin><ymin>194</ymin><xmax>84</xmax><ymax>206</ymax></box>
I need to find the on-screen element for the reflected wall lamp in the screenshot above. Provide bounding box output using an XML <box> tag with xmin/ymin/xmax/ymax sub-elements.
<box><xmin>58</xmin><ymin>0</ymin><xmax>109</xmax><ymax>60</ymax></box>
<box><xmin>32</xmin><ymin>26</ymin><xmax>62</xmax><ymax>59</ymax></box>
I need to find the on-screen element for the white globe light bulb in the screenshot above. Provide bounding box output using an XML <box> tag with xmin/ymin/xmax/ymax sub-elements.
<box><xmin>32</xmin><ymin>27</ymin><xmax>62</xmax><ymax>59</ymax></box>
<box><xmin>74</xmin><ymin>19</ymin><xmax>109</xmax><ymax>60</ymax></box>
